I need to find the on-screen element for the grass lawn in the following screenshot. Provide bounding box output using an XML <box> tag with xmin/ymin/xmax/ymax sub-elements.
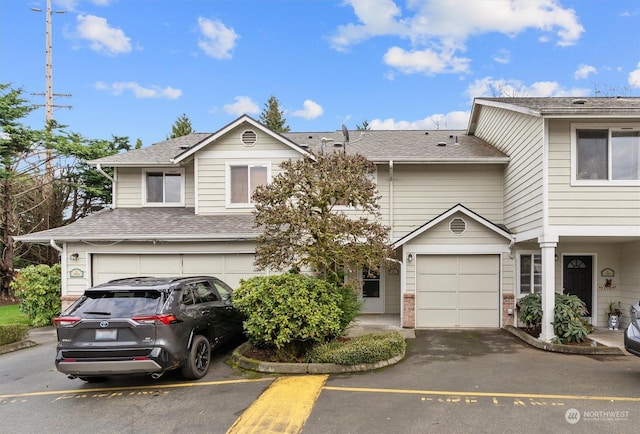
<box><xmin>0</xmin><ymin>304</ymin><xmax>30</xmax><ymax>326</ymax></box>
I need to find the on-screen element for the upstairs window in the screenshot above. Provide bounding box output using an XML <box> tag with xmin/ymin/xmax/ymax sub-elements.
<box><xmin>227</xmin><ymin>163</ymin><xmax>269</xmax><ymax>206</ymax></box>
<box><xmin>144</xmin><ymin>169</ymin><xmax>184</xmax><ymax>206</ymax></box>
<box><xmin>574</xmin><ymin>126</ymin><xmax>640</xmax><ymax>183</ymax></box>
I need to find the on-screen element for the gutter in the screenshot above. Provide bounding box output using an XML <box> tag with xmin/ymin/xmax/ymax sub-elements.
<box><xmin>49</xmin><ymin>239</ymin><xmax>63</xmax><ymax>253</ymax></box>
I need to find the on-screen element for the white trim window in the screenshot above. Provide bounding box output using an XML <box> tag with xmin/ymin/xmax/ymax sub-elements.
<box><xmin>518</xmin><ymin>253</ymin><xmax>541</xmax><ymax>295</ymax></box>
<box><xmin>143</xmin><ymin>169</ymin><xmax>185</xmax><ymax>206</ymax></box>
<box><xmin>572</xmin><ymin>124</ymin><xmax>640</xmax><ymax>185</ymax></box>
<box><xmin>226</xmin><ymin>162</ymin><xmax>270</xmax><ymax>207</ymax></box>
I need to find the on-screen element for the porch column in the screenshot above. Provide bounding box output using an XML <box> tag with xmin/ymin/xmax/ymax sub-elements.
<box><xmin>538</xmin><ymin>235</ymin><xmax>558</xmax><ymax>342</ymax></box>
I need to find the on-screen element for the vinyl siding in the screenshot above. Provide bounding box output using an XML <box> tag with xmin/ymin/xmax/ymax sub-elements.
<box><xmin>473</xmin><ymin>105</ymin><xmax>544</xmax><ymax>234</ymax></box>
<box><xmin>196</xmin><ymin>127</ymin><xmax>303</xmax><ymax>214</ymax></box>
<box><xmin>391</xmin><ymin>164</ymin><xmax>504</xmax><ymax>239</ymax></box>
<box><xmin>547</xmin><ymin>118</ymin><xmax>640</xmax><ymax>226</ymax></box>
<box><xmin>114</xmin><ymin>163</ymin><xmax>195</xmax><ymax>208</ymax></box>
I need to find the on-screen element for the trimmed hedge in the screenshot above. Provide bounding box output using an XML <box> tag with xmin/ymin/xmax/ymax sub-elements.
<box><xmin>308</xmin><ymin>332</ymin><xmax>406</xmax><ymax>365</ymax></box>
<box><xmin>0</xmin><ymin>324</ymin><xmax>29</xmax><ymax>346</ymax></box>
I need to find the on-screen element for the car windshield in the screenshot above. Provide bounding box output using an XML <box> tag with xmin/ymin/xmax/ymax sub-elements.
<box><xmin>71</xmin><ymin>290</ymin><xmax>162</xmax><ymax>318</ymax></box>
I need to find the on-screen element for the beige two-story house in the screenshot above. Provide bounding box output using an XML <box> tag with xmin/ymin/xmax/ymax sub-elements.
<box><xmin>17</xmin><ymin>97</ymin><xmax>640</xmax><ymax>340</ymax></box>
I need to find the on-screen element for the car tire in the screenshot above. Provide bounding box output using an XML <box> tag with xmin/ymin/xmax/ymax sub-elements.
<box><xmin>181</xmin><ymin>335</ymin><xmax>211</xmax><ymax>380</ymax></box>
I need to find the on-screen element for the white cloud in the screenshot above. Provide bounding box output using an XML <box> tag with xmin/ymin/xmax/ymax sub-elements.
<box><xmin>369</xmin><ymin>110</ymin><xmax>470</xmax><ymax>130</ymax></box>
<box><xmin>466</xmin><ymin>76</ymin><xmax>590</xmax><ymax>98</ymax></box>
<box><xmin>574</xmin><ymin>64</ymin><xmax>597</xmax><ymax>80</ymax></box>
<box><xmin>629</xmin><ymin>63</ymin><xmax>640</xmax><ymax>88</ymax></box>
<box><xmin>331</xmin><ymin>0</ymin><xmax>584</xmax><ymax>75</ymax></box>
<box><xmin>291</xmin><ymin>100</ymin><xmax>324</xmax><ymax>120</ymax></box>
<box><xmin>492</xmin><ymin>49</ymin><xmax>510</xmax><ymax>65</ymax></box>
<box><xmin>197</xmin><ymin>17</ymin><xmax>239</xmax><ymax>59</ymax></box>
<box><xmin>223</xmin><ymin>96</ymin><xmax>259</xmax><ymax>115</ymax></box>
<box><xmin>75</xmin><ymin>14</ymin><xmax>132</xmax><ymax>55</ymax></box>
<box><xmin>95</xmin><ymin>81</ymin><xmax>182</xmax><ymax>99</ymax></box>
<box><xmin>383</xmin><ymin>46</ymin><xmax>470</xmax><ymax>75</ymax></box>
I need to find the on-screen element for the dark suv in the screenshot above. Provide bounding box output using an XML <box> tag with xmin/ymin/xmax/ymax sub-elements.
<box><xmin>54</xmin><ymin>276</ymin><xmax>244</xmax><ymax>381</ymax></box>
<box><xmin>625</xmin><ymin>300</ymin><xmax>640</xmax><ymax>357</ymax></box>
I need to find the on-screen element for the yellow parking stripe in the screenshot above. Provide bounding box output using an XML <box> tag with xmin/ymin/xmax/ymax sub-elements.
<box><xmin>227</xmin><ymin>375</ymin><xmax>328</xmax><ymax>434</ymax></box>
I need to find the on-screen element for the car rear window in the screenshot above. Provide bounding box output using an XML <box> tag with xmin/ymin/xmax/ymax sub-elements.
<box><xmin>71</xmin><ymin>290</ymin><xmax>162</xmax><ymax>318</ymax></box>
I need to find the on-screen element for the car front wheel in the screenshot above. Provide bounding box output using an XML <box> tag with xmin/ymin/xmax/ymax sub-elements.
<box><xmin>181</xmin><ymin>335</ymin><xmax>211</xmax><ymax>380</ymax></box>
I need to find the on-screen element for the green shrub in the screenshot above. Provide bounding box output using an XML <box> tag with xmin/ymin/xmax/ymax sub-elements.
<box><xmin>335</xmin><ymin>281</ymin><xmax>362</xmax><ymax>332</ymax></box>
<box><xmin>233</xmin><ymin>274</ymin><xmax>344</xmax><ymax>354</ymax></box>
<box><xmin>308</xmin><ymin>332</ymin><xmax>406</xmax><ymax>365</ymax></box>
<box><xmin>0</xmin><ymin>324</ymin><xmax>29</xmax><ymax>346</ymax></box>
<box><xmin>11</xmin><ymin>264</ymin><xmax>62</xmax><ymax>327</ymax></box>
<box><xmin>516</xmin><ymin>292</ymin><xmax>591</xmax><ymax>343</ymax></box>
<box><xmin>553</xmin><ymin>293</ymin><xmax>591</xmax><ymax>344</ymax></box>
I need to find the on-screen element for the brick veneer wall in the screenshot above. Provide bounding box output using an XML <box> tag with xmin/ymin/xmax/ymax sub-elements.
<box><xmin>402</xmin><ymin>293</ymin><xmax>415</xmax><ymax>328</ymax></box>
<box><xmin>502</xmin><ymin>293</ymin><xmax>515</xmax><ymax>326</ymax></box>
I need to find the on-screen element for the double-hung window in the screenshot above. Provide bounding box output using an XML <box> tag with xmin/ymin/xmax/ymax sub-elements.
<box><xmin>574</xmin><ymin>125</ymin><xmax>640</xmax><ymax>184</ymax></box>
<box><xmin>519</xmin><ymin>253</ymin><xmax>541</xmax><ymax>295</ymax></box>
<box><xmin>227</xmin><ymin>163</ymin><xmax>269</xmax><ymax>206</ymax></box>
<box><xmin>144</xmin><ymin>169</ymin><xmax>184</xmax><ymax>206</ymax></box>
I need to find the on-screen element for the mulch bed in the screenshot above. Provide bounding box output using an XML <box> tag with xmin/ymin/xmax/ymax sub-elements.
<box><xmin>518</xmin><ymin>327</ymin><xmax>603</xmax><ymax>347</ymax></box>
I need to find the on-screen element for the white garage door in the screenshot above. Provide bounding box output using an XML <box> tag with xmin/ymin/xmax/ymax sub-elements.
<box><xmin>92</xmin><ymin>253</ymin><xmax>261</xmax><ymax>289</ymax></box>
<box><xmin>416</xmin><ymin>255</ymin><xmax>499</xmax><ymax>328</ymax></box>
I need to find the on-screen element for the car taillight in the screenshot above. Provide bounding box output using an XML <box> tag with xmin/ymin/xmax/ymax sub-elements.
<box><xmin>132</xmin><ymin>315</ymin><xmax>177</xmax><ymax>325</ymax></box>
<box><xmin>53</xmin><ymin>317</ymin><xmax>81</xmax><ymax>327</ymax></box>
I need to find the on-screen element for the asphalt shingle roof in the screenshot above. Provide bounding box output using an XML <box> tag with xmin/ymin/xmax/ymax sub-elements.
<box><xmin>15</xmin><ymin>208</ymin><xmax>260</xmax><ymax>242</ymax></box>
<box><xmin>475</xmin><ymin>97</ymin><xmax>640</xmax><ymax>114</ymax></box>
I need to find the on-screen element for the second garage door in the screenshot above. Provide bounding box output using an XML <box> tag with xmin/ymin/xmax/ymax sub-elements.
<box><xmin>416</xmin><ymin>255</ymin><xmax>499</xmax><ymax>328</ymax></box>
<box><xmin>92</xmin><ymin>253</ymin><xmax>261</xmax><ymax>289</ymax></box>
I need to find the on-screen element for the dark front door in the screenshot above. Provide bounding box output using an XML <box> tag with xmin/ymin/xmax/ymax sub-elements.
<box><xmin>563</xmin><ymin>256</ymin><xmax>593</xmax><ymax>315</ymax></box>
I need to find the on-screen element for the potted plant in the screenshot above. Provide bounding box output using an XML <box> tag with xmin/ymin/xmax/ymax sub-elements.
<box><xmin>607</xmin><ymin>301</ymin><xmax>623</xmax><ymax>330</ymax></box>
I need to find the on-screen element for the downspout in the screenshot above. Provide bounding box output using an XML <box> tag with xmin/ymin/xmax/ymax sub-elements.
<box><xmin>95</xmin><ymin>163</ymin><xmax>116</xmax><ymax>208</ymax></box>
<box><xmin>389</xmin><ymin>160</ymin><xmax>394</xmax><ymax>240</ymax></box>
<box><xmin>49</xmin><ymin>239</ymin><xmax>63</xmax><ymax>253</ymax></box>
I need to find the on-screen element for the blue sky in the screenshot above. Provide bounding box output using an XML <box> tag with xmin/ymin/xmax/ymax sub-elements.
<box><xmin>2</xmin><ymin>0</ymin><xmax>639</xmax><ymax>147</ymax></box>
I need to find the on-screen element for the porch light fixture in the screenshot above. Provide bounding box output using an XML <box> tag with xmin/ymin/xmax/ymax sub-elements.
<box><xmin>408</xmin><ymin>253</ymin><xmax>413</xmax><ymax>262</ymax></box>
<box><xmin>70</xmin><ymin>253</ymin><xmax>79</xmax><ymax>261</ymax></box>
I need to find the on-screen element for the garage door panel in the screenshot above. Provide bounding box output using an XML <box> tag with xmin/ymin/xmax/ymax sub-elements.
<box><xmin>417</xmin><ymin>291</ymin><xmax>457</xmax><ymax>309</ymax></box>
<box><xmin>416</xmin><ymin>255</ymin><xmax>499</xmax><ymax>328</ymax></box>
<box><xmin>92</xmin><ymin>253</ymin><xmax>260</xmax><ymax>289</ymax></box>
<box><xmin>417</xmin><ymin>274</ymin><xmax>458</xmax><ymax>291</ymax></box>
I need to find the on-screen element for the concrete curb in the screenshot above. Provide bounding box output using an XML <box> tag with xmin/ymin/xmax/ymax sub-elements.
<box><xmin>230</xmin><ymin>341</ymin><xmax>405</xmax><ymax>374</ymax></box>
<box><xmin>0</xmin><ymin>340</ymin><xmax>37</xmax><ymax>355</ymax></box>
<box><xmin>504</xmin><ymin>325</ymin><xmax>626</xmax><ymax>356</ymax></box>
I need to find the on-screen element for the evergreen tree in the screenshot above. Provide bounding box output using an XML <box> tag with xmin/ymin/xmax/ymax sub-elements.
<box><xmin>168</xmin><ymin>113</ymin><xmax>194</xmax><ymax>139</ymax></box>
<box><xmin>259</xmin><ymin>95</ymin><xmax>290</xmax><ymax>133</ymax></box>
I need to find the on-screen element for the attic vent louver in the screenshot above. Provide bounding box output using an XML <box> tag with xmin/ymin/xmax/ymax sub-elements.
<box><xmin>241</xmin><ymin>129</ymin><xmax>257</xmax><ymax>146</ymax></box>
<box><xmin>572</xmin><ymin>99</ymin><xmax>587</xmax><ymax>105</ymax></box>
<box><xmin>437</xmin><ymin>142</ymin><xmax>447</xmax><ymax>147</ymax></box>
<box><xmin>449</xmin><ymin>218</ymin><xmax>467</xmax><ymax>235</ymax></box>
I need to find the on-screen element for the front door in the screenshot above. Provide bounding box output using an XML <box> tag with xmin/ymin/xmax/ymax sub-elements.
<box><xmin>361</xmin><ymin>268</ymin><xmax>384</xmax><ymax>313</ymax></box>
<box><xmin>563</xmin><ymin>256</ymin><xmax>593</xmax><ymax>316</ymax></box>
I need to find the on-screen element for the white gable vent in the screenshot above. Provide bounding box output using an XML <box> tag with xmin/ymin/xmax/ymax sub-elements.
<box><xmin>241</xmin><ymin>129</ymin><xmax>257</xmax><ymax>146</ymax></box>
<box><xmin>449</xmin><ymin>217</ymin><xmax>467</xmax><ymax>235</ymax></box>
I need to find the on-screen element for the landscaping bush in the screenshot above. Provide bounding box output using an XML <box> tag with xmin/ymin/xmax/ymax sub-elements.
<box><xmin>307</xmin><ymin>332</ymin><xmax>406</xmax><ymax>365</ymax></box>
<box><xmin>233</xmin><ymin>274</ymin><xmax>345</xmax><ymax>357</ymax></box>
<box><xmin>11</xmin><ymin>264</ymin><xmax>62</xmax><ymax>327</ymax></box>
<box><xmin>0</xmin><ymin>324</ymin><xmax>29</xmax><ymax>346</ymax></box>
<box><xmin>516</xmin><ymin>292</ymin><xmax>591</xmax><ymax>343</ymax></box>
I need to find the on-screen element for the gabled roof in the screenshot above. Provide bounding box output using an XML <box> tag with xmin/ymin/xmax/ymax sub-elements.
<box><xmin>171</xmin><ymin>114</ymin><xmax>311</xmax><ymax>164</ymax></box>
<box><xmin>469</xmin><ymin>97</ymin><xmax>640</xmax><ymax>134</ymax></box>
<box><xmin>14</xmin><ymin>208</ymin><xmax>261</xmax><ymax>243</ymax></box>
<box><xmin>89</xmin><ymin>115</ymin><xmax>311</xmax><ymax>167</ymax></box>
<box><xmin>393</xmin><ymin>204</ymin><xmax>513</xmax><ymax>247</ymax></box>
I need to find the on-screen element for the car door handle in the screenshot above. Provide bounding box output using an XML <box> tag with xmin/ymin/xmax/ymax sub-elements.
<box><xmin>201</xmin><ymin>310</ymin><xmax>210</xmax><ymax>315</ymax></box>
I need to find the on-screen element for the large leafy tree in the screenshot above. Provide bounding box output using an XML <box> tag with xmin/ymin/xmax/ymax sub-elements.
<box><xmin>259</xmin><ymin>95</ymin><xmax>290</xmax><ymax>133</ymax></box>
<box><xmin>0</xmin><ymin>84</ymin><xmax>42</xmax><ymax>299</ymax></box>
<box><xmin>1</xmin><ymin>84</ymin><xmax>131</xmax><ymax>299</ymax></box>
<box><xmin>252</xmin><ymin>150</ymin><xmax>393</xmax><ymax>283</ymax></box>
<box><xmin>168</xmin><ymin>113</ymin><xmax>194</xmax><ymax>139</ymax></box>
